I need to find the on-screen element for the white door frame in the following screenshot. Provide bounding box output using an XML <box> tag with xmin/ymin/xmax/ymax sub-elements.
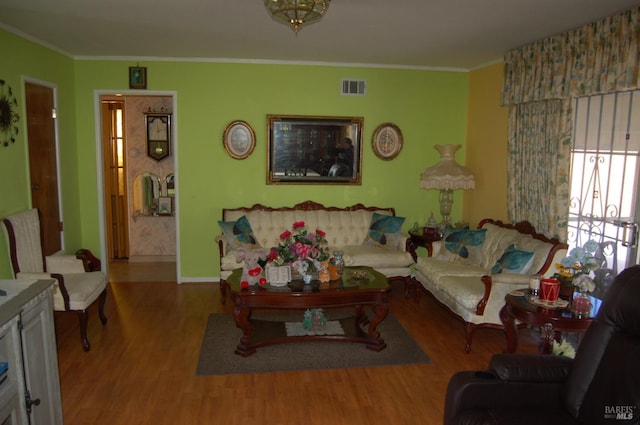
<box><xmin>92</xmin><ymin>90</ymin><xmax>181</xmax><ymax>283</ymax></box>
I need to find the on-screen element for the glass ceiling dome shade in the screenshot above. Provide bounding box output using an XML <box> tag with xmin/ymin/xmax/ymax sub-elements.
<box><xmin>264</xmin><ymin>0</ymin><xmax>331</xmax><ymax>33</ymax></box>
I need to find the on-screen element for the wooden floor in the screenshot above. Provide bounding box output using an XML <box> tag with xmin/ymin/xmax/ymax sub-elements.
<box><xmin>108</xmin><ymin>260</ymin><xmax>177</xmax><ymax>282</ymax></box>
<box><xmin>54</xmin><ymin>263</ymin><xmax>539</xmax><ymax>425</ymax></box>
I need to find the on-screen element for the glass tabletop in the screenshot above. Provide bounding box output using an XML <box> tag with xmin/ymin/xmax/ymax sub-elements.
<box><xmin>227</xmin><ymin>266</ymin><xmax>389</xmax><ymax>294</ymax></box>
<box><xmin>506</xmin><ymin>288</ymin><xmax>603</xmax><ymax>320</ymax></box>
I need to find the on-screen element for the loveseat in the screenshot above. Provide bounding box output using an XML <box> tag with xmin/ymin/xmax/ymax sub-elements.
<box><xmin>414</xmin><ymin>219</ymin><xmax>567</xmax><ymax>352</ymax></box>
<box><xmin>216</xmin><ymin>201</ymin><xmax>414</xmax><ymax>301</ymax></box>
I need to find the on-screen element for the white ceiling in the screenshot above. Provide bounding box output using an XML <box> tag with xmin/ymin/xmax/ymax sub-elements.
<box><xmin>1</xmin><ymin>0</ymin><xmax>640</xmax><ymax>70</ymax></box>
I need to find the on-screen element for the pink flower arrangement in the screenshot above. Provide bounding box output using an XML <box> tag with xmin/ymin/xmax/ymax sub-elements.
<box><xmin>269</xmin><ymin>221</ymin><xmax>330</xmax><ymax>273</ymax></box>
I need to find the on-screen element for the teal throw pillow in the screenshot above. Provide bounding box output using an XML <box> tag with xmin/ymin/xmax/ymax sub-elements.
<box><xmin>491</xmin><ymin>244</ymin><xmax>535</xmax><ymax>274</ymax></box>
<box><xmin>440</xmin><ymin>225</ymin><xmax>458</xmax><ymax>239</ymax></box>
<box><xmin>218</xmin><ymin>215</ymin><xmax>258</xmax><ymax>250</ymax></box>
<box><xmin>439</xmin><ymin>228</ymin><xmax>487</xmax><ymax>265</ymax></box>
<box><xmin>439</xmin><ymin>224</ymin><xmax>469</xmax><ymax>242</ymax></box>
<box><xmin>366</xmin><ymin>212</ymin><xmax>405</xmax><ymax>247</ymax></box>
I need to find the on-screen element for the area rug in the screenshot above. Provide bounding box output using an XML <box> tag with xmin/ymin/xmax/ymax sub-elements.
<box><xmin>196</xmin><ymin>311</ymin><xmax>430</xmax><ymax>375</ymax></box>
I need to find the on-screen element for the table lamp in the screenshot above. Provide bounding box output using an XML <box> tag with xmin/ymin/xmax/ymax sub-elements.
<box><xmin>420</xmin><ymin>144</ymin><xmax>475</xmax><ymax>226</ymax></box>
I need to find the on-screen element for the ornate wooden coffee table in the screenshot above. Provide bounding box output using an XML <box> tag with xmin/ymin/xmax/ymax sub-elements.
<box><xmin>500</xmin><ymin>289</ymin><xmax>602</xmax><ymax>354</ymax></box>
<box><xmin>227</xmin><ymin>266</ymin><xmax>390</xmax><ymax>356</ymax></box>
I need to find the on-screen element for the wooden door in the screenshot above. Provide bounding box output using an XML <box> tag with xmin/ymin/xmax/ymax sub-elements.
<box><xmin>25</xmin><ymin>82</ymin><xmax>61</xmax><ymax>256</ymax></box>
<box><xmin>101</xmin><ymin>100</ymin><xmax>129</xmax><ymax>259</ymax></box>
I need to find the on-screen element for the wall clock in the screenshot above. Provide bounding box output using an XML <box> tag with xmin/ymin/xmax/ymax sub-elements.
<box><xmin>0</xmin><ymin>80</ymin><xmax>20</xmax><ymax>147</ymax></box>
<box><xmin>145</xmin><ymin>113</ymin><xmax>171</xmax><ymax>161</ymax></box>
<box><xmin>372</xmin><ymin>123</ymin><xmax>403</xmax><ymax>160</ymax></box>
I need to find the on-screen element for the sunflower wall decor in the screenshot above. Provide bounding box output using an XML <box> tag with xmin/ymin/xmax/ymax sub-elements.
<box><xmin>0</xmin><ymin>80</ymin><xmax>20</xmax><ymax>147</ymax></box>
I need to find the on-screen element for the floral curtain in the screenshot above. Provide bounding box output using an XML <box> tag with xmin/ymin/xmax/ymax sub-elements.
<box><xmin>507</xmin><ymin>99</ymin><xmax>572</xmax><ymax>238</ymax></box>
<box><xmin>501</xmin><ymin>7</ymin><xmax>640</xmax><ymax>240</ymax></box>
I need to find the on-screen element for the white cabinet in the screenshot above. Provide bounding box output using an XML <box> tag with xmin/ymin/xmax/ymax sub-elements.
<box><xmin>0</xmin><ymin>315</ymin><xmax>24</xmax><ymax>424</ymax></box>
<box><xmin>0</xmin><ymin>279</ymin><xmax>63</xmax><ymax>425</ymax></box>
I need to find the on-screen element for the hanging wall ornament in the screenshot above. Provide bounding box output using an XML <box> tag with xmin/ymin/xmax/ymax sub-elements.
<box><xmin>0</xmin><ymin>80</ymin><xmax>20</xmax><ymax>147</ymax></box>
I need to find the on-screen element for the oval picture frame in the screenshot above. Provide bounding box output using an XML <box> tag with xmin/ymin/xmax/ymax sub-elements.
<box><xmin>372</xmin><ymin>123</ymin><xmax>403</xmax><ymax>160</ymax></box>
<box><xmin>223</xmin><ymin>120</ymin><xmax>256</xmax><ymax>159</ymax></box>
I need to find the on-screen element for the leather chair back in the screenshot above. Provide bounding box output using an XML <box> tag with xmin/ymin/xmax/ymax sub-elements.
<box><xmin>563</xmin><ymin>265</ymin><xmax>640</xmax><ymax>421</ymax></box>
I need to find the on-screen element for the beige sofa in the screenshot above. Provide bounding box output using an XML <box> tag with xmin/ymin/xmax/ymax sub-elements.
<box><xmin>216</xmin><ymin>201</ymin><xmax>414</xmax><ymax>299</ymax></box>
<box><xmin>414</xmin><ymin>219</ymin><xmax>567</xmax><ymax>352</ymax></box>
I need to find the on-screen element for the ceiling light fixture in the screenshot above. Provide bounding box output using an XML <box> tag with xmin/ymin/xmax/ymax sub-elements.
<box><xmin>264</xmin><ymin>0</ymin><xmax>331</xmax><ymax>33</ymax></box>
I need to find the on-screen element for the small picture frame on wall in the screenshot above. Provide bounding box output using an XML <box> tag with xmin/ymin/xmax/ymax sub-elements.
<box><xmin>158</xmin><ymin>197</ymin><xmax>172</xmax><ymax>215</ymax></box>
<box><xmin>372</xmin><ymin>123</ymin><xmax>403</xmax><ymax>160</ymax></box>
<box><xmin>129</xmin><ymin>67</ymin><xmax>147</xmax><ymax>89</ymax></box>
<box><xmin>223</xmin><ymin>120</ymin><xmax>256</xmax><ymax>159</ymax></box>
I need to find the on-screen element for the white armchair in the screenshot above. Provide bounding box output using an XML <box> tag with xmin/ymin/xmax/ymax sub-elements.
<box><xmin>2</xmin><ymin>208</ymin><xmax>108</xmax><ymax>351</ymax></box>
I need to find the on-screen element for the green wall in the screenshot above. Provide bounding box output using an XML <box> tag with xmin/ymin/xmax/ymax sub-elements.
<box><xmin>2</xmin><ymin>28</ymin><xmax>473</xmax><ymax>281</ymax></box>
<box><xmin>0</xmin><ymin>30</ymin><xmax>77</xmax><ymax>278</ymax></box>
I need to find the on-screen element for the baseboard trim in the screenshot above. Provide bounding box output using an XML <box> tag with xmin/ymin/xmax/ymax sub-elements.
<box><xmin>128</xmin><ymin>255</ymin><xmax>176</xmax><ymax>263</ymax></box>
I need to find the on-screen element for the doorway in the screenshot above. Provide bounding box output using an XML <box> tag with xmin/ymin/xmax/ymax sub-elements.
<box><xmin>96</xmin><ymin>92</ymin><xmax>179</xmax><ymax>282</ymax></box>
<box><xmin>101</xmin><ymin>99</ymin><xmax>129</xmax><ymax>260</ymax></box>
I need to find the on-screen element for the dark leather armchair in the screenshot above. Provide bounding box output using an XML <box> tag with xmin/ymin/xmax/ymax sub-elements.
<box><xmin>444</xmin><ymin>265</ymin><xmax>640</xmax><ymax>425</ymax></box>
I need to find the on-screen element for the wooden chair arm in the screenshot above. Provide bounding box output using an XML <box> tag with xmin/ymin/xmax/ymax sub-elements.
<box><xmin>51</xmin><ymin>273</ymin><xmax>72</xmax><ymax>310</ymax></box>
<box><xmin>476</xmin><ymin>275</ymin><xmax>493</xmax><ymax>315</ymax></box>
<box><xmin>217</xmin><ymin>238</ymin><xmax>226</xmax><ymax>264</ymax></box>
<box><xmin>75</xmin><ymin>249</ymin><xmax>102</xmax><ymax>272</ymax></box>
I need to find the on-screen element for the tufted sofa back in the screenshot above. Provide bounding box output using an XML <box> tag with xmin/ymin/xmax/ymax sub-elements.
<box><xmin>222</xmin><ymin>201</ymin><xmax>395</xmax><ymax>251</ymax></box>
<box><xmin>476</xmin><ymin>219</ymin><xmax>568</xmax><ymax>277</ymax></box>
<box><xmin>479</xmin><ymin>223</ymin><xmax>557</xmax><ymax>274</ymax></box>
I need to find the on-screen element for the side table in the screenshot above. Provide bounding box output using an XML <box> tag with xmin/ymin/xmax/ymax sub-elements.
<box><xmin>406</xmin><ymin>230</ymin><xmax>442</xmax><ymax>301</ymax></box>
<box><xmin>499</xmin><ymin>289</ymin><xmax>602</xmax><ymax>354</ymax></box>
<box><xmin>406</xmin><ymin>230</ymin><xmax>442</xmax><ymax>261</ymax></box>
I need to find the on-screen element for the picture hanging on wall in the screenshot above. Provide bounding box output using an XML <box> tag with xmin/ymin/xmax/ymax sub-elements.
<box><xmin>129</xmin><ymin>67</ymin><xmax>147</xmax><ymax>89</ymax></box>
<box><xmin>372</xmin><ymin>123</ymin><xmax>403</xmax><ymax>160</ymax></box>
<box><xmin>0</xmin><ymin>80</ymin><xmax>20</xmax><ymax>147</ymax></box>
<box><xmin>266</xmin><ymin>114</ymin><xmax>363</xmax><ymax>185</ymax></box>
<box><xmin>223</xmin><ymin>120</ymin><xmax>256</xmax><ymax>159</ymax></box>
<box><xmin>158</xmin><ymin>197</ymin><xmax>172</xmax><ymax>215</ymax></box>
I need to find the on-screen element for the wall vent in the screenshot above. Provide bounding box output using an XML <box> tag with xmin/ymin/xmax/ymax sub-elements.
<box><xmin>341</xmin><ymin>79</ymin><xmax>366</xmax><ymax>96</ymax></box>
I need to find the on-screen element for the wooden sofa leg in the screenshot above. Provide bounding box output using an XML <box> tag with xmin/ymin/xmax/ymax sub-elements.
<box><xmin>464</xmin><ymin>322</ymin><xmax>476</xmax><ymax>353</ymax></box>
<box><xmin>403</xmin><ymin>276</ymin><xmax>412</xmax><ymax>299</ymax></box>
<box><xmin>220</xmin><ymin>280</ymin><xmax>228</xmax><ymax>304</ymax></box>
<box><xmin>410</xmin><ymin>277</ymin><xmax>421</xmax><ymax>303</ymax></box>
<box><xmin>98</xmin><ymin>289</ymin><xmax>108</xmax><ymax>325</ymax></box>
<box><xmin>77</xmin><ymin>310</ymin><xmax>90</xmax><ymax>352</ymax></box>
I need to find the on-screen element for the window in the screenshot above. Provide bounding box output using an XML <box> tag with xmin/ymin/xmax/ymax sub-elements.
<box><xmin>569</xmin><ymin>91</ymin><xmax>640</xmax><ymax>271</ymax></box>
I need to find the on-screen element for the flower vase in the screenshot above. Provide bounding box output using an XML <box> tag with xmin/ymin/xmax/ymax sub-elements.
<box><xmin>571</xmin><ymin>292</ymin><xmax>592</xmax><ymax>318</ymax></box>
<box><xmin>558</xmin><ymin>277</ymin><xmax>574</xmax><ymax>302</ymax></box>
<box><xmin>303</xmin><ymin>274</ymin><xmax>312</xmax><ymax>284</ymax></box>
<box><xmin>333</xmin><ymin>251</ymin><xmax>345</xmax><ymax>276</ymax></box>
